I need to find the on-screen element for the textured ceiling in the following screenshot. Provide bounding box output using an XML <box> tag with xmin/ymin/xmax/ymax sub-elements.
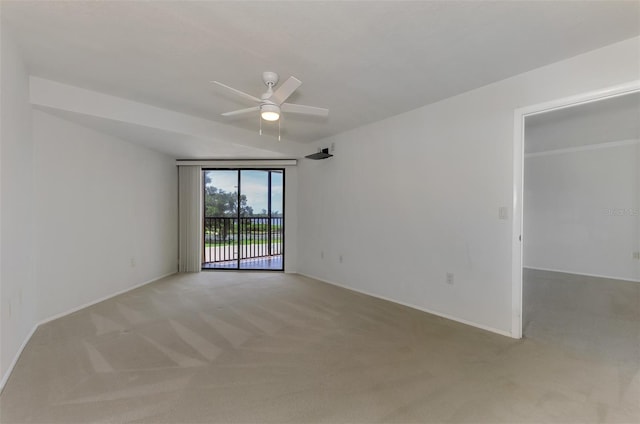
<box><xmin>2</xmin><ymin>1</ymin><xmax>639</xmax><ymax>146</ymax></box>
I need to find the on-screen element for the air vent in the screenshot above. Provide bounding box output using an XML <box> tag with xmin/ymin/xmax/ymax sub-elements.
<box><xmin>305</xmin><ymin>148</ymin><xmax>333</xmax><ymax>160</ymax></box>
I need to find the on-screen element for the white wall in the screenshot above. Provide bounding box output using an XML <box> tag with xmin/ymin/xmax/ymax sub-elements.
<box><xmin>32</xmin><ymin>110</ymin><xmax>178</xmax><ymax>320</ymax></box>
<box><xmin>297</xmin><ymin>37</ymin><xmax>640</xmax><ymax>336</ymax></box>
<box><xmin>524</xmin><ymin>142</ymin><xmax>639</xmax><ymax>281</ymax></box>
<box><xmin>1</xmin><ymin>30</ymin><xmax>179</xmax><ymax>384</ymax></box>
<box><xmin>0</xmin><ymin>27</ymin><xmax>39</xmax><ymax>384</ymax></box>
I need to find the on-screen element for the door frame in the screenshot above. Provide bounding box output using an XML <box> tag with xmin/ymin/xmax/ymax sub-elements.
<box><xmin>511</xmin><ymin>80</ymin><xmax>640</xmax><ymax>338</ymax></box>
<box><xmin>202</xmin><ymin>168</ymin><xmax>285</xmax><ymax>271</ymax></box>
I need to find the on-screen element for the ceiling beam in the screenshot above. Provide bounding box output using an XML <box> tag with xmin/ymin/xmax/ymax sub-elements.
<box><xmin>29</xmin><ymin>77</ymin><xmax>307</xmax><ymax>158</ymax></box>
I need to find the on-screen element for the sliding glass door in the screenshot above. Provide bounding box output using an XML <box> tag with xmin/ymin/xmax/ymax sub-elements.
<box><xmin>202</xmin><ymin>169</ymin><xmax>284</xmax><ymax>271</ymax></box>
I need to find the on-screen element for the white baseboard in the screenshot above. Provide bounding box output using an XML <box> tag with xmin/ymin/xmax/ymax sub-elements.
<box><xmin>39</xmin><ymin>272</ymin><xmax>176</xmax><ymax>325</ymax></box>
<box><xmin>0</xmin><ymin>271</ymin><xmax>176</xmax><ymax>394</ymax></box>
<box><xmin>296</xmin><ymin>272</ymin><xmax>513</xmax><ymax>339</ymax></box>
<box><xmin>524</xmin><ymin>266</ymin><xmax>640</xmax><ymax>283</ymax></box>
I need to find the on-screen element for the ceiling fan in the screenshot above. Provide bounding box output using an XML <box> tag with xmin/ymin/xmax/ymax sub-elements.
<box><xmin>211</xmin><ymin>72</ymin><xmax>328</xmax><ymax>135</ymax></box>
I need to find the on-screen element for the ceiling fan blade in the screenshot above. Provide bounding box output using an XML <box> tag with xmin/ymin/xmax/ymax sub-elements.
<box><xmin>211</xmin><ymin>81</ymin><xmax>261</xmax><ymax>103</ymax></box>
<box><xmin>281</xmin><ymin>103</ymin><xmax>329</xmax><ymax>117</ymax></box>
<box><xmin>221</xmin><ymin>106</ymin><xmax>260</xmax><ymax>117</ymax></box>
<box><xmin>270</xmin><ymin>76</ymin><xmax>302</xmax><ymax>105</ymax></box>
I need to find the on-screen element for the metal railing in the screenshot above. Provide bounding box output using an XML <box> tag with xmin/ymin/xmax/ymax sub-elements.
<box><xmin>203</xmin><ymin>217</ymin><xmax>283</xmax><ymax>263</ymax></box>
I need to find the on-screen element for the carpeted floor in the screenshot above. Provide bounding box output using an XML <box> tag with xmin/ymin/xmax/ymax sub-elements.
<box><xmin>1</xmin><ymin>271</ymin><xmax>638</xmax><ymax>423</ymax></box>
<box><xmin>523</xmin><ymin>268</ymin><xmax>640</xmax><ymax>366</ymax></box>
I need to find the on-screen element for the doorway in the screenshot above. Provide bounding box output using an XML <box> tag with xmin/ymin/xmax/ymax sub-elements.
<box><xmin>512</xmin><ymin>82</ymin><xmax>640</xmax><ymax>338</ymax></box>
<box><xmin>521</xmin><ymin>92</ymin><xmax>640</xmax><ymax>360</ymax></box>
<box><xmin>202</xmin><ymin>169</ymin><xmax>284</xmax><ymax>271</ymax></box>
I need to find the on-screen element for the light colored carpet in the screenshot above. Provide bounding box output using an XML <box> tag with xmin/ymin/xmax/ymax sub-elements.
<box><xmin>1</xmin><ymin>271</ymin><xmax>639</xmax><ymax>423</ymax></box>
<box><xmin>523</xmin><ymin>268</ymin><xmax>640</xmax><ymax>365</ymax></box>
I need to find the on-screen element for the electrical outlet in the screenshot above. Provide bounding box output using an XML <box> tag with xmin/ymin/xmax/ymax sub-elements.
<box><xmin>633</xmin><ymin>252</ymin><xmax>640</xmax><ymax>260</ymax></box>
<box><xmin>320</xmin><ymin>251</ymin><xmax>324</xmax><ymax>259</ymax></box>
<box><xmin>330</xmin><ymin>142</ymin><xmax>335</xmax><ymax>152</ymax></box>
<box><xmin>130</xmin><ymin>257</ymin><xmax>136</xmax><ymax>267</ymax></box>
<box><xmin>339</xmin><ymin>254</ymin><xmax>343</xmax><ymax>263</ymax></box>
<box><xmin>446</xmin><ymin>273</ymin><xmax>454</xmax><ymax>285</ymax></box>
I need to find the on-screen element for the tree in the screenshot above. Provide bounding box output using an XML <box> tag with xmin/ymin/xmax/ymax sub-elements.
<box><xmin>204</xmin><ymin>175</ymin><xmax>253</xmax><ymax>241</ymax></box>
<box><xmin>204</xmin><ymin>175</ymin><xmax>253</xmax><ymax>217</ymax></box>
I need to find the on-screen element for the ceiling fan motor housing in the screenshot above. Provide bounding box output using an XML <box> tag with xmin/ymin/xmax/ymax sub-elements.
<box><xmin>261</xmin><ymin>103</ymin><xmax>280</xmax><ymax>113</ymax></box>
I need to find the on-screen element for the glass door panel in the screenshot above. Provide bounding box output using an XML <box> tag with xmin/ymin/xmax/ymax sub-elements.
<box><xmin>203</xmin><ymin>170</ymin><xmax>239</xmax><ymax>269</ymax></box>
<box><xmin>202</xmin><ymin>169</ymin><xmax>284</xmax><ymax>271</ymax></box>
<box><xmin>239</xmin><ymin>170</ymin><xmax>283</xmax><ymax>270</ymax></box>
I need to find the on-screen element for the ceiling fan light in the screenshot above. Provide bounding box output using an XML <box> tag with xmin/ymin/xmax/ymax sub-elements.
<box><xmin>261</xmin><ymin>111</ymin><xmax>280</xmax><ymax>121</ymax></box>
<box><xmin>261</xmin><ymin>104</ymin><xmax>280</xmax><ymax>121</ymax></box>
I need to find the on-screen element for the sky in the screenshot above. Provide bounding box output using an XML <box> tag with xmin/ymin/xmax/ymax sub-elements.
<box><xmin>205</xmin><ymin>170</ymin><xmax>283</xmax><ymax>214</ymax></box>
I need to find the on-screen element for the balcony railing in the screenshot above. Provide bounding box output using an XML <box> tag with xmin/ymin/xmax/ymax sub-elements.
<box><xmin>203</xmin><ymin>216</ymin><xmax>283</xmax><ymax>263</ymax></box>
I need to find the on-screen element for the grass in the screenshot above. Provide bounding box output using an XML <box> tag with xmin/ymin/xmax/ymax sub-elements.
<box><xmin>205</xmin><ymin>239</ymin><xmax>282</xmax><ymax>247</ymax></box>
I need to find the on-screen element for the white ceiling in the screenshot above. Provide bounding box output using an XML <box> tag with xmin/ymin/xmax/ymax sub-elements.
<box><xmin>525</xmin><ymin>92</ymin><xmax>640</xmax><ymax>154</ymax></box>
<box><xmin>2</xmin><ymin>1</ymin><xmax>639</xmax><ymax>154</ymax></box>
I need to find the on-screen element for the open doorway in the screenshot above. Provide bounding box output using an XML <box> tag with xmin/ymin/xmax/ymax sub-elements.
<box><xmin>520</xmin><ymin>91</ymin><xmax>639</xmax><ymax>359</ymax></box>
<box><xmin>202</xmin><ymin>169</ymin><xmax>284</xmax><ymax>271</ymax></box>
